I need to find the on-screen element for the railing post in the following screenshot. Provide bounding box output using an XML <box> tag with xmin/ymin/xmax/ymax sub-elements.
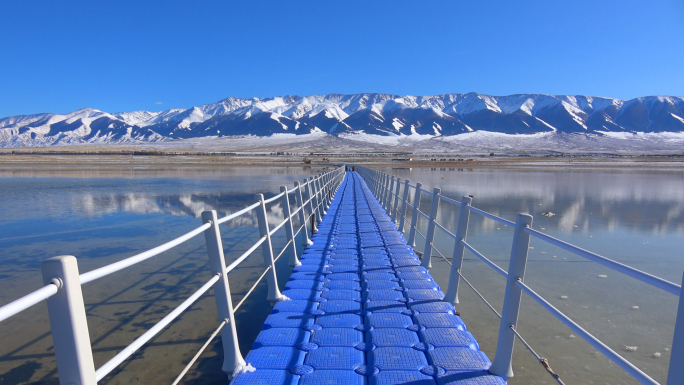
<box><xmin>255</xmin><ymin>194</ymin><xmax>287</xmax><ymax>305</ymax></box>
<box><xmin>383</xmin><ymin>175</ymin><xmax>392</xmax><ymax>212</ymax></box>
<box><xmin>322</xmin><ymin>173</ymin><xmax>329</xmax><ymax>209</ymax></box>
<box><xmin>323</xmin><ymin>173</ymin><xmax>332</xmax><ymax>209</ymax></box>
<box><xmin>370</xmin><ymin>170</ymin><xmax>377</xmax><ymax>194</ymax></box>
<box><xmin>444</xmin><ymin>196</ymin><xmax>473</xmax><ymax>305</ymax></box>
<box><xmin>407</xmin><ymin>182</ymin><xmax>423</xmax><ymax>247</ymax></box>
<box><xmin>386</xmin><ymin>176</ymin><xmax>396</xmax><ymax>215</ymax></box>
<box><xmin>667</xmin><ymin>272</ymin><xmax>684</xmax><ymax>385</ymax></box>
<box><xmin>314</xmin><ymin>176</ymin><xmax>325</xmax><ymax>219</ymax></box>
<box><xmin>294</xmin><ymin>181</ymin><xmax>312</xmax><ymax>246</ymax></box>
<box><xmin>376</xmin><ymin>172</ymin><xmax>383</xmax><ymax>197</ymax></box>
<box><xmin>304</xmin><ymin>178</ymin><xmax>318</xmax><ymax>232</ymax></box>
<box><xmin>373</xmin><ymin>171</ymin><xmax>380</xmax><ymax>196</ymax></box>
<box><xmin>280</xmin><ymin>186</ymin><xmax>301</xmax><ymax>267</ymax></box>
<box><xmin>201</xmin><ymin>211</ymin><xmax>247</xmax><ymax>376</ymax></box>
<box><xmin>489</xmin><ymin>213</ymin><xmax>534</xmax><ymax>380</ymax></box>
<box><xmin>421</xmin><ymin>188</ymin><xmax>441</xmax><ymax>270</ymax></box>
<box><xmin>317</xmin><ymin>175</ymin><xmax>327</xmax><ymax>216</ymax></box>
<box><xmin>398</xmin><ymin>179</ymin><xmax>410</xmax><ymax>232</ymax></box>
<box><xmin>309</xmin><ymin>177</ymin><xmax>322</xmax><ymax>224</ymax></box>
<box><xmin>41</xmin><ymin>255</ymin><xmax>97</xmax><ymax>385</ymax></box>
<box><xmin>377</xmin><ymin>173</ymin><xmax>385</xmax><ymax>198</ymax></box>
<box><xmin>392</xmin><ymin>177</ymin><xmax>401</xmax><ymax>224</ymax></box>
<box><xmin>368</xmin><ymin>169</ymin><xmax>375</xmax><ymax>192</ymax></box>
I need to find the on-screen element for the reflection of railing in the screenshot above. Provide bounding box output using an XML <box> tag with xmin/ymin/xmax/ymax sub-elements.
<box><xmin>354</xmin><ymin>165</ymin><xmax>684</xmax><ymax>385</ymax></box>
<box><xmin>0</xmin><ymin>166</ymin><xmax>346</xmax><ymax>385</ymax></box>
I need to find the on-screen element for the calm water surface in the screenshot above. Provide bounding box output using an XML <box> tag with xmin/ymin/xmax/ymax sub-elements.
<box><xmin>384</xmin><ymin>166</ymin><xmax>684</xmax><ymax>385</ymax></box>
<box><xmin>1</xmin><ymin>165</ymin><xmax>683</xmax><ymax>385</ymax></box>
<box><xmin>0</xmin><ymin>166</ymin><xmax>323</xmax><ymax>385</ymax></box>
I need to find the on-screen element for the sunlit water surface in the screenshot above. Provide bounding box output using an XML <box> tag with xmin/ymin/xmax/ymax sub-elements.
<box><xmin>0</xmin><ymin>166</ymin><xmax>324</xmax><ymax>385</ymax></box>
<box><xmin>383</xmin><ymin>166</ymin><xmax>684</xmax><ymax>385</ymax></box>
<box><xmin>1</xmin><ymin>165</ymin><xmax>683</xmax><ymax>385</ymax></box>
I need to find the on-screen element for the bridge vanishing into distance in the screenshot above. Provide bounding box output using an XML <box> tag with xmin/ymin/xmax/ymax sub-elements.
<box><xmin>0</xmin><ymin>166</ymin><xmax>682</xmax><ymax>385</ymax></box>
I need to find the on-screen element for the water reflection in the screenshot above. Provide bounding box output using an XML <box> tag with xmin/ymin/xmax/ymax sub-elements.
<box><xmin>70</xmin><ymin>192</ymin><xmax>287</xmax><ymax>227</ymax></box>
<box><xmin>384</xmin><ymin>166</ymin><xmax>684</xmax><ymax>385</ymax></box>
<box><xmin>0</xmin><ymin>166</ymin><xmax>315</xmax><ymax>385</ymax></box>
<box><xmin>387</xmin><ymin>168</ymin><xmax>684</xmax><ymax>234</ymax></box>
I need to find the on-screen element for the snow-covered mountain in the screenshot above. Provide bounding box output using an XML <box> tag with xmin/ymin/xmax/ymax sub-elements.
<box><xmin>1</xmin><ymin>93</ymin><xmax>683</xmax><ymax>147</ymax></box>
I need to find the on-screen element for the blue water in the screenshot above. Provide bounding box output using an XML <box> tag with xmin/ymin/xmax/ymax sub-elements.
<box><xmin>0</xmin><ymin>166</ymin><xmax>320</xmax><ymax>385</ymax></box>
<box><xmin>385</xmin><ymin>166</ymin><xmax>684</xmax><ymax>385</ymax></box>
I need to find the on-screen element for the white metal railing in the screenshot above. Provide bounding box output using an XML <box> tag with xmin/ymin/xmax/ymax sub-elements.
<box><xmin>0</xmin><ymin>166</ymin><xmax>346</xmax><ymax>385</ymax></box>
<box><xmin>354</xmin><ymin>165</ymin><xmax>684</xmax><ymax>385</ymax></box>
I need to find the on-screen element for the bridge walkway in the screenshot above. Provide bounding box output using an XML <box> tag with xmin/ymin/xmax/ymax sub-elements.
<box><xmin>231</xmin><ymin>172</ymin><xmax>505</xmax><ymax>385</ymax></box>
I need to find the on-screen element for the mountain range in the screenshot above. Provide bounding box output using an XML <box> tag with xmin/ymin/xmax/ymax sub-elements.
<box><xmin>1</xmin><ymin>93</ymin><xmax>683</xmax><ymax>147</ymax></box>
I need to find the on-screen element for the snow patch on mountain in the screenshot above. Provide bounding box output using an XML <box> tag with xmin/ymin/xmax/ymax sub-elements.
<box><xmin>2</xmin><ymin>92</ymin><xmax>683</xmax><ymax>148</ymax></box>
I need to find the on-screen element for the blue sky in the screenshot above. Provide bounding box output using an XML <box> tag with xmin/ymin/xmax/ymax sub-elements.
<box><xmin>0</xmin><ymin>0</ymin><xmax>682</xmax><ymax>117</ymax></box>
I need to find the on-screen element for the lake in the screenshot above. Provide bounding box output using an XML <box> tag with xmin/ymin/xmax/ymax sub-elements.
<box><xmin>384</xmin><ymin>165</ymin><xmax>684</xmax><ymax>385</ymax></box>
<box><xmin>0</xmin><ymin>164</ymin><xmax>683</xmax><ymax>384</ymax></box>
<box><xmin>0</xmin><ymin>165</ymin><xmax>324</xmax><ymax>385</ymax></box>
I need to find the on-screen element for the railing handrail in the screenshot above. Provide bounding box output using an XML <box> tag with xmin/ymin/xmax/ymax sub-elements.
<box><xmin>95</xmin><ymin>273</ymin><xmax>222</xmax><ymax>381</ymax></box>
<box><xmin>0</xmin><ymin>282</ymin><xmax>59</xmax><ymax>323</ymax></box>
<box><xmin>524</xmin><ymin>226</ymin><xmax>681</xmax><ymax>295</ymax></box>
<box><xmin>516</xmin><ymin>279</ymin><xmax>659</xmax><ymax>385</ymax></box>
<box><xmin>354</xmin><ymin>165</ymin><xmax>683</xmax><ymax>385</ymax></box>
<box><xmin>80</xmin><ymin>222</ymin><xmax>212</xmax><ymax>284</ymax></box>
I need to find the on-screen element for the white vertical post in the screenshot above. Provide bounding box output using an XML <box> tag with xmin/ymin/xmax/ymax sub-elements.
<box><xmin>319</xmin><ymin>173</ymin><xmax>327</xmax><ymax>208</ymax></box>
<box><xmin>304</xmin><ymin>178</ymin><xmax>318</xmax><ymax>231</ymax></box>
<box><xmin>41</xmin><ymin>256</ymin><xmax>97</xmax><ymax>385</ymax></box>
<box><xmin>379</xmin><ymin>173</ymin><xmax>387</xmax><ymax>208</ymax></box>
<box><xmin>312</xmin><ymin>176</ymin><xmax>321</xmax><ymax>217</ymax></box>
<box><xmin>317</xmin><ymin>175</ymin><xmax>327</xmax><ymax>216</ymax></box>
<box><xmin>375</xmin><ymin>171</ymin><xmax>385</xmax><ymax>198</ymax></box>
<box><xmin>255</xmin><ymin>194</ymin><xmax>287</xmax><ymax>305</ymax></box>
<box><xmin>376</xmin><ymin>171</ymin><xmax>382</xmax><ymax>197</ymax></box>
<box><xmin>386</xmin><ymin>176</ymin><xmax>396</xmax><ymax>215</ymax></box>
<box><xmin>407</xmin><ymin>182</ymin><xmax>423</xmax><ymax>247</ymax></box>
<box><xmin>392</xmin><ymin>177</ymin><xmax>401</xmax><ymax>224</ymax></box>
<box><xmin>369</xmin><ymin>169</ymin><xmax>375</xmax><ymax>193</ymax></box>
<box><xmin>280</xmin><ymin>186</ymin><xmax>301</xmax><ymax>267</ymax></box>
<box><xmin>421</xmin><ymin>188</ymin><xmax>441</xmax><ymax>270</ymax></box>
<box><xmin>383</xmin><ymin>175</ymin><xmax>392</xmax><ymax>211</ymax></box>
<box><xmin>444</xmin><ymin>196</ymin><xmax>473</xmax><ymax>305</ymax></box>
<box><xmin>368</xmin><ymin>167</ymin><xmax>376</xmax><ymax>192</ymax></box>
<box><xmin>309</xmin><ymin>177</ymin><xmax>322</xmax><ymax>223</ymax></box>
<box><xmin>323</xmin><ymin>173</ymin><xmax>332</xmax><ymax>209</ymax></box>
<box><xmin>315</xmin><ymin>176</ymin><xmax>326</xmax><ymax>218</ymax></box>
<box><xmin>375</xmin><ymin>171</ymin><xmax>380</xmax><ymax>194</ymax></box>
<box><xmin>322</xmin><ymin>173</ymin><xmax>330</xmax><ymax>208</ymax></box>
<box><xmin>368</xmin><ymin>168</ymin><xmax>375</xmax><ymax>192</ymax></box>
<box><xmin>398</xmin><ymin>179</ymin><xmax>410</xmax><ymax>233</ymax></box>
<box><xmin>201</xmin><ymin>211</ymin><xmax>246</xmax><ymax>376</ymax></box>
<box><xmin>667</xmin><ymin>272</ymin><xmax>684</xmax><ymax>385</ymax></box>
<box><xmin>294</xmin><ymin>181</ymin><xmax>312</xmax><ymax>246</ymax></box>
<box><xmin>489</xmin><ymin>213</ymin><xmax>533</xmax><ymax>380</ymax></box>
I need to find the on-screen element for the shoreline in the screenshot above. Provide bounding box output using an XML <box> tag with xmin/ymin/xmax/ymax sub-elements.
<box><xmin>1</xmin><ymin>153</ymin><xmax>684</xmax><ymax>169</ymax></box>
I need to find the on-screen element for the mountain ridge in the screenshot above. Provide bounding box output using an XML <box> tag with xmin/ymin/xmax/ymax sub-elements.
<box><xmin>1</xmin><ymin>93</ymin><xmax>683</xmax><ymax>147</ymax></box>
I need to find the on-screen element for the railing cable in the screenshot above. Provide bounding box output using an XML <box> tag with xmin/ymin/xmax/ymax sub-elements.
<box><xmin>274</xmin><ymin>240</ymin><xmax>292</xmax><ymax>263</ymax></box>
<box><xmin>234</xmin><ymin>266</ymin><xmax>272</xmax><ymax>312</ymax></box>
<box><xmin>430</xmin><ymin>243</ymin><xmax>451</xmax><ymax>265</ymax></box>
<box><xmin>456</xmin><ymin>261</ymin><xmax>568</xmax><ymax>385</ymax></box>
<box><xmin>95</xmin><ymin>273</ymin><xmax>221</xmax><ymax>381</ymax></box>
<box><xmin>455</xmin><ymin>269</ymin><xmax>502</xmax><ymax>319</ymax></box>
<box><xmin>171</xmin><ymin>319</ymin><xmax>227</xmax><ymax>385</ymax></box>
<box><xmin>510</xmin><ymin>325</ymin><xmax>566</xmax><ymax>385</ymax></box>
